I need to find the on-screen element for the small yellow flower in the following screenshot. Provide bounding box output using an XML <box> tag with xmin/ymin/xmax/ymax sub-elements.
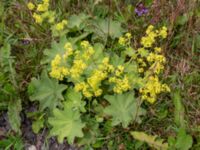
<box><xmin>27</xmin><ymin>2</ymin><xmax>35</xmax><ymax>10</ymax></box>
<box><xmin>138</xmin><ymin>68</ymin><xmax>144</xmax><ymax>73</ymax></box>
<box><xmin>54</xmin><ymin>19</ymin><xmax>68</xmax><ymax>31</ymax></box>
<box><xmin>102</xmin><ymin>57</ymin><xmax>109</xmax><ymax>65</ymax></box>
<box><xmin>74</xmin><ymin>82</ymin><xmax>85</xmax><ymax>92</ymax></box>
<box><xmin>62</xmin><ymin>19</ymin><xmax>68</xmax><ymax>25</ymax></box>
<box><xmin>64</xmin><ymin>42</ymin><xmax>72</xmax><ymax>50</ymax></box>
<box><xmin>154</xmin><ymin>47</ymin><xmax>162</xmax><ymax>53</ymax></box>
<box><xmin>37</xmin><ymin>3</ymin><xmax>49</xmax><ymax>12</ymax></box>
<box><xmin>81</xmin><ymin>41</ymin><xmax>89</xmax><ymax>48</ymax></box>
<box><xmin>159</xmin><ymin>26</ymin><xmax>167</xmax><ymax>39</ymax></box>
<box><xmin>56</xmin><ymin>23</ymin><xmax>64</xmax><ymax>31</ymax></box>
<box><xmin>33</xmin><ymin>13</ymin><xmax>43</xmax><ymax>24</ymax></box>
<box><xmin>94</xmin><ymin>89</ymin><xmax>103</xmax><ymax>97</ymax></box>
<box><xmin>61</xmin><ymin>67</ymin><xmax>69</xmax><ymax>76</ymax></box>
<box><xmin>70</xmin><ymin>59</ymin><xmax>87</xmax><ymax>79</ymax></box>
<box><xmin>146</xmin><ymin>25</ymin><xmax>154</xmax><ymax>34</ymax></box>
<box><xmin>118</xmin><ymin>37</ymin><xmax>126</xmax><ymax>45</ymax></box>
<box><xmin>125</xmin><ymin>32</ymin><xmax>132</xmax><ymax>39</ymax></box>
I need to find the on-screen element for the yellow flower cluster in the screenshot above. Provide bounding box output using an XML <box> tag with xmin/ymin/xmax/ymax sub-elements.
<box><xmin>49</xmin><ymin>42</ymin><xmax>75</xmax><ymax>80</ymax></box>
<box><xmin>50</xmin><ymin>41</ymin><xmax>93</xmax><ymax>81</ymax></box>
<box><xmin>159</xmin><ymin>26</ymin><xmax>167</xmax><ymax>38</ymax></box>
<box><xmin>70</xmin><ymin>60</ymin><xmax>87</xmax><ymax>79</ymax></box>
<box><xmin>81</xmin><ymin>41</ymin><xmax>95</xmax><ymax>60</ymax></box>
<box><xmin>55</xmin><ymin>20</ymin><xmax>68</xmax><ymax>31</ymax></box>
<box><xmin>49</xmin><ymin>54</ymin><xmax>69</xmax><ymax>80</ymax></box>
<box><xmin>27</xmin><ymin>0</ymin><xmax>67</xmax><ymax>32</ymax></box>
<box><xmin>48</xmin><ymin>25</ymin><xmax>170</xmax><ymax>101</ymax></box>
<box><xmin>27</xmin><ymin>0</ymin><xmax>51</xmax><ymax>24</ymax></box>
<box><xmin>75</xmin><ymin>57</ymin><xmax>113</xmax><ymax>98</ymax></box>
<box><xmin>27</xmin><ymin>2</ymin><xmax>35</xmax><ymax>10</ymax></box>
<box><xmin>118</xmin><ymin>32</ymin><xmax>132</xmax><ymax>46</ymax></box>
<box><xmin>141</xmin><ymin>25</ymin><xmax>167</xmax><ymax>48</ymax></box>
<box><xmin>37</xmin><ymin>0</ymin><xmax>49</xmax><ymax>12</ymax></box>
<box><xmin>74</xmin><ymin>82</ymin><xmax>93</xmax><ymax>98</ymax></box>
<box><xmin>147</xmin><ymin>52</ymin><xmax>166</xmax><ymax>74</ymax></box>
<box><xmin>63</xmin><ymin>42</ymin><xmax>74</xmax><ymax>59</ymax></box>
<box><xmin>136</xmin><ymin>25</ymin><xmax>170</xmax><ymax>103</ymax></box>
<box><xmin>109</xmin><ymin>75</ymin><xmax>131</xmax><ymax>94</ymax></box>
<box><xmin>50</xmin><ymin>39</ymin><xmax>133</xmax><ymax>98</ymax></box>
<box><xmin>139</xmin><ymin>76</ymin><xmax>170</xmax><ymax>103</ymax></box>
<box><xmin>87</xmin><ymin>70</ymin><xmax>106</xmax><ymax>94</ymax></box>
<box><xmin>49</xmin><ymin>41</ymin><xmax>96</xmax><ymax>97</ymax></box>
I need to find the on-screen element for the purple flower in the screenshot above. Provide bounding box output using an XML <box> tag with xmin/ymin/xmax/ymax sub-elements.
<box><xmin>135</xmin><ymin>3</ymin><xmax>148</xmax><ymax>16</ymax></box>
<box><xmin>21</xmin><ymin>39</ymin><xmax>30</xmax><ymax>45</ymax></box>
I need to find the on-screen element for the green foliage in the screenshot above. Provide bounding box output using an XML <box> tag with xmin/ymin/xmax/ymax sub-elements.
<box><xmin>95</xmin><ymin>19</ymin><xmax>124</xmax><ymax>39</ymax></box>
<box><xmin>176</xmin><ymin>14</ymin><xmax>189</xmax><ymax>26</ymax></box>
<box><xmin>28</xmin><ymin>71</ymin><xmax>67</xmax><ymax>110</ymax></box>
<box><xmin>68</xmin><ymin>13</ymin><xmax>89</xmax><ymax>30</ymax></box>
<box><xmin>42</xmin><ymin>37</ymin><xmax>70</xmax><ymax>65</ymax></box>
<box><xmin>64</xmin><ymin>88</ymin><xmax>86</xmax><ymax>112</ymax></box>
<box><xmin>0</xmin><ymin>135</ymin><xmax>24</xmax><ymax>150</ymax></box>
<box><xmin>104</xmin><ymin>92</ymin><xmax>145</xmax><ymax>128</ymax></box>
<box><xmin>48</xmin><ymin>103</ymin><xmax>85</xmax><ymax>144</ymax></box>
<box><xmin>168</xmin><ymin>128</ymin><xmax>193</xmax><ymax>150</ymax></box>
<box><xmin>32</xmin><ymin>116</ymin><xmax>44</xmax><ymax>134</ymax></box>
<box><xmin>1</xmin><ymin>0</ymin><xmax>199</xmax><ymax>149</ymax></box>
<box><xmin>8</xmin><ymin>99</ymin><xmax>22</xmax><ymax>134</ymax></box>
<box><xmin>172</xmin><ymin>90</ymin><xmax>185</xmax><ymax>128</ymax></box>
<box><xmin>0</xmin><ymin>43</ymin><xmax>22</xmax><ymax>134</ymax></box>
<box><xmin>77</xmin><ymin>116</ymin><xmax>100</xmax><ymax>147</ymax></box>
<box><xmin>131</xmin><ymin>131</ymin><xmax>168</xmax><ymax>150</ymax></box>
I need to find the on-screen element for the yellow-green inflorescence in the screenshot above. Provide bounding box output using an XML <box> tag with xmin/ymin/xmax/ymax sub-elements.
<box><xmin>137</xmin><ymin>25</ymin><xmax>170</xmax><ymax>103</ymax></box>
<box><xmin>49</xmin><ymin>25</ymin><xmax>170</xmax><ymax>103</ymax></box>
<box><xmin>27</xmin><ymin>0</ymin><xmax>67</xmax><ymax>34</ymax></box>
<box><xmin>49</xmin><ymin>40</ymin><xmax>132</xmax><ymax>98</ymax></box>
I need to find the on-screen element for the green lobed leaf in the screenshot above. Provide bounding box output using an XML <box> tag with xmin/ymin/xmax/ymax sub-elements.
<box><xmin>88</xmin><ymin>18</ymin><xmax>124</xmax><ymax>41</ymax></box>
<box><xmin>103</xmin><ymin>92</ymin><xmax>145</xmax><ymax>128</ymax></box>
<box><xmin>68</xmin><ymin>13</ymin><xmax>89</xmax><ymax>30</ymax></box>
<box><xmin>77</xmin><ymin>116</ymin><xmax>100</xmax><ymax>146</ymax></box>
<box><xmin>96</xmin><ymin>19</ymin><xmax>124</xmax><ymax>39</ymax></box>
<box><xmin>28</xmin><ymin>71</ymin><xmax>67</xmax><ymax>110</ymax></box>
<box><xmin>48</xmin><ymin>103</ymin><xmax>85</xmax><ymax>144</ymax></box>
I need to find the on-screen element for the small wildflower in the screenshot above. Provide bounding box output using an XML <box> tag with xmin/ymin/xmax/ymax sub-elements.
<box><xmin>159</xmin><ymin>26</ymin><xmax>167</xmax><ymax>38</ymax></box>
<box><xmin>125</xmin><ymin>32</ymin><xmax>132</xmax><ymax>39</ymax></box>
<box><xmin>135</xmin><ymin>3</ymin><xmax>148</xmax><ymax>16</ymax></box>
<box><xmin>33</xmin><ymin>13</ymin><xmax>43</xmax><ymax>24</ymax></box>
<box><xmin>138</xmin><ymin>68</ymin><xmax>144</xmax><ymax>73</ymax></box>
<box><xmin>27</xmin><ymin>2</ymin><xmax>35</xmax><ymax>10</ymax></box>
<box><xmin>37</xmin><ymin>4</ymin><xmax>49</xmax><ymax>12</ymax></box>
<box><xmin>118</xmin><ymin>37</ymin><xmax>126</xmax><ymax>45</ymax></box>
<box><xmin>154</xmin><ymin>47</ymin><xmax>162</xmax><ymax>53</ymax></box>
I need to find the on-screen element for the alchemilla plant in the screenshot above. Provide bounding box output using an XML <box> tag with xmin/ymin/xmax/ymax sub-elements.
<box><xmin>26</xmin><ymin>0</ymin><xmax>171</xmax><ymax>149</ymax></box>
